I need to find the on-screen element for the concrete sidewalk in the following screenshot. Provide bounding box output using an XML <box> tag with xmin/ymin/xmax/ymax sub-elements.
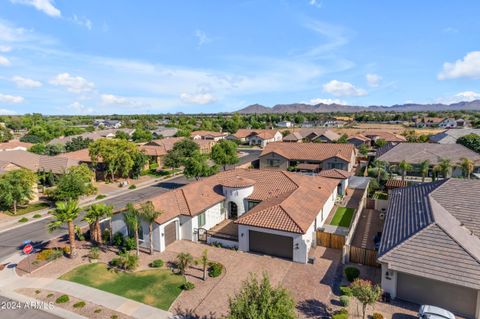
<box><xmin>0</xmin><ymin>254</ymin><xmax>173</xmax><ymax>319</ymax></box>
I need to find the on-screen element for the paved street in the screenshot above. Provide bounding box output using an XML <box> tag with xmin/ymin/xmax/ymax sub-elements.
<box><xmin>0</xmin><ymin>150</ymin><xmax>260</xmax><ymax>261</ymax></box>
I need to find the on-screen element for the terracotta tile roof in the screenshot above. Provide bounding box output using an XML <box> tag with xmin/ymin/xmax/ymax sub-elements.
<box><xmin>261</xmin><ymin>142</ymin><xmax>356</xmax><ymax>163</ymax></box>
<box><xmin>283</xmin><ymin>132</ymin><xmax>303</xmax><ymax>141</ymax></box>
<box><xmin>296</xmin><ymin>163</ymin><xmax>320</xmax><ymax>170</ymax></box>
<box><xmin>231</xmin><ymin>129</ymin><xmax>256</xmax><ymax>139</ymax></box>
<box><xmin>347</xmin><ymin>134</ymin><xmax>370</xmax><ymax>142</ymax></box>
<box><xmin>0</xmin><ymin>150</ymin><xmax>80</xmax><ymax>174</ymax></box>
<box><xmin>0</xmin><ymin>140</ymin><xmax>33</xmax><ymax>150</ymax></box>
<box><xmin>284</xmin><ymin>129</ymin><xmax>340</xmax><ymax>142</ymax></box>
<box><xmin>48</xmin><ymin>129</ymin><xmax>134</xmax><ymax>146</ymax></box>
<box><xmin>249</xmin><ymin>130</ymin><xmax>280</xmax><ymax>140</ymax></box>
<box><xmin>143</xmin><ymin>137</ymin><xmax>212</xmax><ymax>156</ymax></box>
<box><xmin>385</xmin><ymin>179</ymin><xmax>408</xmax><ymax>188</ymax></box>
<box><xmin>58</xmin><ymin>149</ymin><xmax>96</xmax><ymax>163</ymax></box>
<box><xmin>149</xmin><ymin>169</ymin><xmax>338</xmax><ymax>233</ymax></box>
<box><xmin>221</xmin><ymin>176</ymin><xmax>256</xmax><ymax>188</ymax></box>
<box><xmin>191</xmin><ymin>130</ymin><xmax>226</xmax><ymax>138</ymax></box>
<box><xmin>318</xmin><ymin>168</ymin><xmax>352</xmax><ymax>179</ymax></box>
<box><xmin>362</xmin><ymin>131</ymin><xmax>406</xmax><ymax>142</ymax></box>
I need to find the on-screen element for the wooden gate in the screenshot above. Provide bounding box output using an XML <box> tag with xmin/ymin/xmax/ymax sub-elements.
<box><xmin>349</xmin><ymin>246</ymin><xmax>379</xmax><ymax>267</ymax></box>
<box><xmin>366</xmin><ymin>198</ymin><xmax>375</xmax><ymax>209</ymax></box>
<box><xmin>316</xmin><ymin>231</ymin><xmax>345</xmax><ymax>249</ymax></box>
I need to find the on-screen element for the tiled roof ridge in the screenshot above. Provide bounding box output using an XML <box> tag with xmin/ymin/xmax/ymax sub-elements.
<box><xmin>277</xmin><ymin>202</ymin><xmax>307</xmax><ymax>233</ymax></box>
<box><xmin>176</xmin><ymin>189</ymin><xmax>191</xmax><ymax>215</ymax></box>
<box><xmin>280</xmin><ymin>171</ymin><xmax>300</xmax><ymax>189</ymax></box>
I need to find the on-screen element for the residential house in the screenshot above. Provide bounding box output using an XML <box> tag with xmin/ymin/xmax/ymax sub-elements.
<box><xmin>93</xmin><ymin>119</ymin><xmax>122</xmax><ymax>129</ymax></box>
<box><xmin>276</xmin><ymin>121</ymin><xmax>292</xmax><ymax>128</ymax></box>
<box><xmin>283</xmin><ymin>129</ymin><xmax>340</xmax><ymax>143</ymax></box>
<box><xmin>378</xmin><ymin>179</ymin><xmax>480</xmax><ymax>318</ymax></box>
<box><xmin>111</xmin><ymin>169</ymin><xmax>339</xmax><ymax>263</ymax></box>
<box><xmin>429</xmin><ymin>129</ymin><xmax>480</xmax><ymax>144</ymax></box>
<box><xmin>191</xmin><ymin>130</ymin><xmax>226</xmax><ymax>141</ymax></box>
<box><xmin>0</xmin><ymin>140</ymin><xmax>33</xmax><ymax>151</ymax></box>
<box><xmin>259</xmin><ymin>143</ymin><xmax>356</xmax><ymax>173</ymax></box>
<box><xmin>0</xmin><ymin>150</ymin><xmax>80</xmax><ymax>175</ymax></box>
<box><xmin>151</xmin><ymin>127</ymin><xmax>178</xmax><ymax>139</ymax></box>
<box><xmin>376</xmin><ymin>143</ymin><xmax>480</xmax><ymax>178</ymax></box>
<box><xmin>318</xmin><ymin>168</ymin><xmax>352</xmax><ymax>195</ymax></box>
<box><xmin>415</xmin><ymin>117</ymin><xmax>445</xmax><ymax>128</ymax></box>
<box><xmin>438</xmin><ymin>118</ymin><xmax>458</xmax><ymax>128</ymax></box>
<box><xmin>140</xmin><ymin>137</ymin><xmax>213</xmax><ymax>166</ymax></box>
<box><xmin>362</xmin><ymin>131</ymin><xmax>406</xmax><ymax>145</ymax></box>
<box><xmin>48</xmin><ymin>129</ymin><xmax>135</xmax><ymax>146</ymax></box>
<box><xmin>322</xmin><ymin>120</ymin><xmax>346</xmax><ymax>128</ymax></box>
<box><xmin>347</xmin><ymin>134</ymin><xmax>371</xmax><ymax>148</ymax></box>
<box><xmin>0</xmin><ymin>160</ymin><xmax>22</xmax><ymax>175</ymax></box>
<box><xmin>246</xmin><ymin>130</ymin><xmax>283</xmax><ymax>148</ymax></box>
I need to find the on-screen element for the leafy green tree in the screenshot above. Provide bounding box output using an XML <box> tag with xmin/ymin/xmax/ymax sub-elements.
<box><xmin>184</xmin><ymin>151</ymin><xmax>218</xmax><ymax>180</ymax></box>
<box><xmin>227</xmin><ymin>273</ymin><xmax>296</xmax><ymax>319</ymax></box>
<box><xmin>163</xmin><ymin>139</ymin><xmax>200</xmax><ymax>169</ymax></box>
<box><xmin>0</xmin><ymin>169</ymin><xmax>37</xmax><ymax>214</ymax></box>
<box><xmin>398</xmin><ymin>160</ymin><xmax>413</xmax><ymax>181</ymax></box>
<box><xmin>130</xmin><ymin>152</ymin><xmax>147</xmax><ymax>179</ymax></box>
<box><xmin>374</xmin><ymin>138</ymin><xmax>387</xmax><ymax>148</ymax></box>
<box><xmin>29</xmin><ymin>143</ymin><xmax>47</xmax><ymax>154</ymax></box>
<box><xmin>115</xmin><ymin>130</ymin><xmax>130</xmax><ymax>140</ymax></box>
<box><xmin>350</xmin><ymin>279</ymin><xmax>382</xmax><ymax>319</ymax></box>
<box><xmin>358</xmin><ymin>143</ymin><xmax>369</xmax><ymax>156</ymax></box>
<box><xmin>84</xmin><ymin>203</ymin><xmax>113</xmax><ymax>244</ymax></box>
<box><xmin>211</xmin><ymin>140</ymin><xmax>239</xmax><ymax>170</ymax></box>
<box><xmin>196</xmin><ymin>249</ymin><xmax>209</xmax><ymax>281</ymax></box>
<box><xmin>176</xmin><ymin>252</ymin><xmax>193</xmax><ymax>275</ymax></box>
<box><xmin>459</xmin><ymin>157</ymin><xmax>474</xmax><ymax>179</ymax></box>
<box><xmin>336</xmin><ymin>134</ymin><xmax>349</xmax><ymax>144</ymax></box>
<box><xmin>419</xmin><ymin>160</ymin><xmax>430</xmax><ymax>182</ymax></box>
<box><xmin>51</xmin><ymin>164</ymin><xmax>96</xmax><ymax>201</ymax></box>
<box><xmin>457</xmin><ymin>133</ymin><xmax>480</xmax><ymax>153</ymax></box>
<box><xmin>132</xmin><ymin>129</ymin><xmax>153</xmax><ymax>142</ymax></box>
<box><xmin>65</xmin><ymin>136</ymin><xmax>92</xmax><ymax>152</ymax></box>
<box><xmin>0</xmin><ymin>126</ymin><xmax>13</xmax><ymax>142</ymax></box>
<box><xmin>139</xmin><ymin>201</ymin><xmax>161</xmax><ymax>255</ymax></box>
<box><xmin>45</xmin><ymin>143</ymin><xmax>65</xmax><ymax>155</ymax></box>
<box><xmin>124</xmin><ymin>203</ymin><xmax>141</xmax><ymax>256</ymax></box>
<box><xmin>436</xmin><ymin>158</ymin><xmax>452</xmax><ymax>179</ymax></box>
<box><xmin>48</xmin><ymin>200</ymin><xmax>80</xmax><ymax>258</ymax></box>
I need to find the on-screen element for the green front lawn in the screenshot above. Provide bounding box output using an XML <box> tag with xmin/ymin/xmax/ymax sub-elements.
<box><xmin>3</xmin><ymin>202</ymin><xmax>50</xmax><ymax>216</ymax></box>
<box><xmin>60</xmin><ymin>263</ymin><xmax>185</xmax><ymax>310</ymax></box>
<box><xmin>330</xmin><ymin>207</ymin><xmax>355</xmax><ymax>228</ymax></box>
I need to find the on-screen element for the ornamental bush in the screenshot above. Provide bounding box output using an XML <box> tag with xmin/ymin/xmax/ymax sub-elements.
<box><xmin>55</xmin><ymin>295</ymin><xmax>69</xmax><ymax>304</ymax></box>
<box><xmin>150</xmin><ymin>259</ymin><xmax>164</xmax><ymax>268</ymax></box>
<box><xmin>344</xmin><ymin>266</ymin><xmax>360</xmax><ymax>282</ymax></box>
<box><xmin>181</xmin><ymin>281</ymin><xmax>195</xmax><ymax>290</ymax></box>
<box><xmin>208</xmin><ymin>262</ymin><xmax>223</xmax><ymax>278</ymax></box>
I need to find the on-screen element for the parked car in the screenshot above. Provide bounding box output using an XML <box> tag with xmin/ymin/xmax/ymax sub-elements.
<box><xmin>418</xmin><ymin>305</ymin><xmax>455</xmax><ymax>319</ymax></box>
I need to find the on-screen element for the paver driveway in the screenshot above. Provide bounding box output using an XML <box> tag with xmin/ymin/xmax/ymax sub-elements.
<box><xmin>160</xmin><ymin>240</ymin><xmax>341</xmax><ymax>318</ymax></box>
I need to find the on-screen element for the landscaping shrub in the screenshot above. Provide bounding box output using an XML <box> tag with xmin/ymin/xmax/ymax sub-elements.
<box><xmin>113</xmin><ymin>232</ymin><xmax>124</xmax><ymax>247</ymax></box>
<box><xmin>150</xmin><ymin>259</ymin><xmax>164</xmax><ymax>268</ymax></box>
<box><xmin>55</xmin><ymin>295</ymin><xmax>69</xmax><ymax>304</ymax></box>
<box><xmin>344</xmin><ymin>266</ymin><xmax>360</xmax><ymax>282</ymax></box>
<box><xmin>128</xmin><ymin>184</ymin><xmax>136</xmax><ymax>189</ymax></box>
<box><xmin>33</xmin><ymin>214</ymin><xmax>42</xmax><ymax>218</ymax></box>
<box><xmin>181</xmin><ymin>281</ymin><xmax>195</xmax><ymax>290</ymax></box>
<box><xmin>123</xmin><ymin>237</ymin><xmax>137</xmax><ymax>251</ymax></box>
<box><xmin>95</xmin><ymin>194</ymin><xmax>107</xmax><ymax>200</ymax></box>
<box><xmin>47</xmin><ymin>293</ymin><xmax>53</xmax><ymax>298</ymax></box>
<box><xmin>340</xmin><ymin>286</ymin><xmax>352</xmax><ymax>296</ymax></box>
<box><xmin>35</xmin><ymin>290</ymin><xmax>41</xmax><ymax>294</ymax></box>
<box><xmin>110</xmin><ymin>252</ymin><xmax>139</xmax><ymax>271</ymax></box>
<box><xmin>37</xmin><ymin>248</ymin><xmax>63</xmax><ymax>261</ymax></box>
<box><xmin>18</xmin><ymin>217</ymin><xmax>28</xmax><ymax>223</ymax></box>
<box><xmin>75</xmin><ymin>225</ymin><xmax>85</xmax><ymax>241</ymax></box>
<box><xmin>94</xmin><ymin>309</ymin><xmax>102</xmax><ymax>313</ymax></box>
<box><xmin>73</xmin><ymin>301</ymin><xmax>86</xmax><ymax>308</ymax></box>
<box><xmin>208</xmin><ymin>262</ymin><xmax>223</xmax><ymax>278</ymax></box>
<box><xmin>340</xmin><ymin>295</ymin><xmax>350</xmax><ymax>307</ymax></box>
<box><xmin>372</xmin><ymin>313</ymin><xmax>384</xmax><ymax>319</ymax></box>
<box><xmin>102</xmin><ymin>229</ymin><xmax>111</xmax><ymax>242</ymax></box>
<box><xmin>88</xmin><ymin>247</ymin><xmax>100</xmax><ymax>260</ymax></box>
<box><xmin>332</xmin><ymin>308</ymin><xmax>349</xmax><ymax>319</ymax></box>
<box><xmin>109</xmin><ymin>257</ymin><xmax>122</xmax><ymax>268</ymax></box>
<box><xmin>111</xmin><ymin>315</ymin><xmax>118</xmax><ymax>319</ymax></box>
<box><xmin>63</xmin><ymin>246</ymin><xmax>71</xmax><ymax>256</ymax></box>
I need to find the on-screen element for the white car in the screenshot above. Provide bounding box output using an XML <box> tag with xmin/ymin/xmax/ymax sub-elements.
<box><xmin>418</xmin><ymin>305</ymin><xmax>455</xmax><ymax>319</ymax></box>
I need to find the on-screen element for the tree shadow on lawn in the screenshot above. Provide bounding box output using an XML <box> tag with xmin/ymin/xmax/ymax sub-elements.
<box><xmin>173</xmin><ymin>307</ymin><xmax>218</xmax><ymax>319</ymax></box>
<box><xmin>297</xmin><ymin>299</ymin><xmax>332</xmax><ymax>318</ymax></box>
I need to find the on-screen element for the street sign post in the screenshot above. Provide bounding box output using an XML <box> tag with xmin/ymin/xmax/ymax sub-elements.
<box><xmin>23</xmin><ymin>243</ymin><xmax>33</xmax><ymax>273</ymax></box>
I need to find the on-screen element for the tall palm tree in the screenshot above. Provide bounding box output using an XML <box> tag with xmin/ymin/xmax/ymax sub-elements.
<box><xmin>176</xmin><ymin>252</ymin><xmax>193</xmax><ymax>275</ymax></box>
<box><xmin>124</xmin><ymin>203</ymin><xmax>141</xmax><ymax>256</ymax></box>
<box><xmin>399</xmin><ymin>160</ymin><xmax>413</xmax><ymax>181</ymax></box>
<box><xmin>437</xmin><ymin>158</ymin><xmax>452</xmax><ymax>179</ymax></box>
<box><xmin>84</xmin><ymin>203</ymin><xmax>113</xmax><ymax>244</ymax></box>
<box><xmin>372</xmin><ymin>160</ymin><xmax>388</xmax><ymax>182</ymax></box>
<box><xmin>139</xmin><ymin>201</ymin><xmax>162</xmax><ymax>255</ymax></box>
<box><xmin>419</xmin><ymin>160</ymin><xmax>430</xmax><ymax>182</ymax></box>
<box><xmin>48</xmin><ymin>200</ymin><xmax>80</xmax><ymax>258</ymax></box>
<box><xmin>459</xmin><ymin>157</ymin><xmax>474</xmax><ymax>179</ymax></box>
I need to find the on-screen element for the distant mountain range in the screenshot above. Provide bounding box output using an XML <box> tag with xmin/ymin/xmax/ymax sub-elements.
<box><xmin>236</xmin><ymin>100</ymin><xmax>480</xmax><ymax>113</ymax></box>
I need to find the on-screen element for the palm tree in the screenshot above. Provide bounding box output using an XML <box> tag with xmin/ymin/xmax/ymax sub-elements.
<box><xmin>84</xmin><ymin>203</ymin><xmax>113</xmax><ymax>244</ymax></box>
<box><xmin>177</xmin><ymin>252</ymin><xmax>193</xmax><ymax>275</ymax></box>
<box><xmin>372</xmin><ymin>160</ymin><xmax>388</xmax><ymax>182</ymax></box>
<box><xmin>123</xmin><ymin>203</ymin><xmax>141</xmax><ymax>256</ymax></box>
<box><xmin>139</xmin><ymin>201</ymin><xmax>161</xmax><ymax>255</ymax></box>
<box><xmin>398</xmin><ymin>160</ymin><xmax>413</xmax><ymax>181</ymax></box>
<box><xmin>419</xmin><ymin>160</ymin><xmax>430</xmax><ymax>182</ymax></box>
<box><xmin>459</xmin><ymin>157</ymin><xmax>474</xmax><ymax>179</ymax></box>
<box><xmin>48</xmin><ymin>200</ymin><xmax>80</xmax><ymax>258</ymax></box>
<box><xmin>198</xmin><ymin>249</ymin><xmax>209</xmax><ymax>281</ymax></box>
<box><xmin>437</xmin><ymin>158</ymin><xmax>452</xmax><ymax>179</ymax></box>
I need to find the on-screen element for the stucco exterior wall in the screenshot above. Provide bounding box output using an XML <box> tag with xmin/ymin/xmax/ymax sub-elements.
<box><xmin>258</xmin><ymin>152</ymin><xmax>290</xmax><ymax>170</ymax></box>
<box><xmin>322</xmin><ymin>157</ymin><xmax>350</xmax><ymax>171</ymax></box>
<box><xmin>381</xmin><ymin>263</ymin><xmax>398</xmax><ymax>298</ymax></box>
<box><xmin>223</xmin><ymin>186</ymin><xmax>254</xmax><ymax>217</ymax></box>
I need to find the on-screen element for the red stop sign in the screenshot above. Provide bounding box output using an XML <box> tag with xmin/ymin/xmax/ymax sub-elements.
<box><xmin>23</xmin><ymin>244</ymin><xmax>33</xmax><ymax>255</ymax></box>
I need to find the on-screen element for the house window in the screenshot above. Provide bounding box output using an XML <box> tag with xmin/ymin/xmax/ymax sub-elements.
<box><xmin>327</xmin><ymin>162</ymin><xmax>344</xmax><ymax>169</ymax></box>
<box><xmin>247</xmin><ymin>201</ymin><xmax>259</xmax><ymax>211</ymax></box>
<box><xmin>198</xmin><ymin>212</ymin><xmax>206</xmax><ymax>228</ymax></box>
<box><xmin>267</xmin><ymin>159</ymin><xmax>281</xmax><ymax>167</ymax></box>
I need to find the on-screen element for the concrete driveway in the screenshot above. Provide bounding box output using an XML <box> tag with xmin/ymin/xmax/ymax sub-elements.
<box><xmin>159</xmin><ymin>240</ymin><xmax>341</xmax><ymax>318</ymax></box>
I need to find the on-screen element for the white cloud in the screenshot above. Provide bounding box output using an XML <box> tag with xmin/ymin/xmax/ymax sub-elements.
<box><xmin>101</xmin><ymin>94</ymin><xmax>132</xmax><ymax>105</ymax></box>
<box><xmin>436</xmin><ymin>91</ymin><xmax>480</xmax><ymax>104</ymax></box>
<box><xmin>438</xmin><ymin>51</ymin><xmax>480</xmax><ymax>80</ymax></box>
<box><xmin>0</xmin><ymin>108</ymin><xmax>17</xmax><ymax>115</ymax></box>
<box><xmin>0</xmin><ymin>55</ymin><xmax>10</xmax><ymax>66</ymax></box>
<box><xmin>10</xmin><ymin>0</ymin><xmax>61</xmax><ymax>17</ymax></box>
<box><xmin>72</xmin><ymin>15</ymin><xmax>92</xmax><ymax>30</ymax></box>
<box><xmin>308</xmin><ymin>98</ymin><xmax>346</xmax><ymax>105</ymax></box>
<box><xmin>180</xmin><ymin>92</ymin><xmax>217</xmax><ymax>105</ymax></box>
<box><xmin>0</xmin><ymin>45</ymin><xmax>11</xmax><ymax>52</ymax></box>
<box><xmin>67</xmin><ymin>101</ymin><xmax>94</xmax><ymax>114</ymax></box>
<box><xmin>195</xmin><ymin>30</ymin><xmax>212</xmax><ymax>46</ymax></box>
<box><xmin>11</xmin><ymin>76</ymin><xmax>42</xmax><ymax>88</ymax></box>
<box><xmin>309</xmin><ymin>0</ymin><xmax>322</xmax><ymax>8</ymax></box>
<box><xmin>0</xmin><ymin>93</ymin><xmax>24</xmax><ymax>103</ymax></box>
<box><xmin>366</xmin><ymin>73</ymin><xmax>382</xmax><ymax>87</ymax></box>
<box><xmin>50</xmin><ymin>73</ymin><xmax>94</xmax><ymax>93</ymax></box>
<box><xmin>323</xmin><ymin>80</ymin><xmax>367</xmax><ymax>97</ymax></box>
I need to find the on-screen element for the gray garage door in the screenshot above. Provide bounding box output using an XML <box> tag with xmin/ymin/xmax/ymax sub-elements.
<box><xmin>397</xmin><ymin>272</ymin><xmax>477</xmax><ymax>318</ymax></box>
<box><xmin>249</xmin><ymin>230</ymin><xmax>293</xmax><ymax>260</ymax></box>
<box><xmin>164</xmin><ymin>222</ymin><xmax>177</xmax><ymax>247</ymax></box>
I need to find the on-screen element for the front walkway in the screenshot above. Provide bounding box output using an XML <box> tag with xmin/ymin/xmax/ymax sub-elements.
<box><xmin>0</xmin><ymin>253</ymin><xmax>173</xmax><ymax>319</ymax></box>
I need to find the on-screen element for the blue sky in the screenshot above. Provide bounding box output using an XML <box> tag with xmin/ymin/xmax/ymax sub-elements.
<box><xmin>1</xmin><ymin>0</ymin><xmax>480</xmax><ymax>115</ymax></box>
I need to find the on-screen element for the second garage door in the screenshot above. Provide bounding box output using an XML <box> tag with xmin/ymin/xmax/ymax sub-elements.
<box><xmin>397</xmin><ymin>272</ymin><xmax>477</xmax><ymax>318</ymax></box>
<box><xmin>249</xmin><ymin>230</ymin><xmax>293</xmax><ymax>260</ymax></box>
<box><xmin>164</xmin><ymin>221</ymin><xmax>177</xmax><ymax>247</ymax></box>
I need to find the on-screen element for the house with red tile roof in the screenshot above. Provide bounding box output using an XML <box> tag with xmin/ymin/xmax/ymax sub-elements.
<box><xmin>190</xmin><ymin>130</ymin><xmax>227</xmax><ymax>141</ymax></box>
<box><xmin>225</xmin><ymin>129</ymin><xmax>282</xmax><ymax>147</ymax></box>
<box><xmin>0</xmin><ymin>140</ymin><xmax>33</xmax><ymax>152</ymax></box>
<box><xmin>111</xmin><ymin>168</ymin><xmax>339</xmax><ymax>263</ymax></box>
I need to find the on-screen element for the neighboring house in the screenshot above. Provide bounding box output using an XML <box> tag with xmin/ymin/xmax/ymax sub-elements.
<box><xmin>191</xmin><ymin>130</ymin><xmax>226</xmax><ymax>141</ymax></box>
<box><xmin>322</xmin><ymin>120</ymin><xmax>346</xmax><ymax>128</ymax></box>
<box><xmin>429</xmin><ymin>129</ymin><xmax>480</xmax><ymax>144</ymax></box>
<box><xmin>225</xmin><ymin>129</ymin><xmax>256</xmax><ymax>143</ymax></box>
<box><xmin>276</xmin><ymin>121</ymin><xmax>292</xmax><ymax>128</ymax></box>
<box><xmin>283</xmin><ymin>129</ymin><xmax>340</xmax><ymax>143</ymax></box>
<box><xmin>151</xmin><ymin>127</ymin><xmax>178</xmax><ymax>138</ymax></box>
<box><xmin>438</xmin><ymin>118</ymin><xmax>458</xmax><ymax>128</ymax></box>
<box><xmin>48</xmin><ymin>129</ymin><xmax>135</xmax><ymax>146</ymax></box>
<box><xmin>362</xmin><ymin>131</ymin><xmax>406</xmax><ymax>145</ymax></box>
<box><xmin>246</xmin><ymin>130</ymin><xmax>283</xmax><ymax>148</ymax></box>
<box><xmin>140</xmin><ymin>137</ymin><xmax>213</xmax><ymax>166</ymax></box>
<box><xmin>347</xmin><ymin>134</ymin><xmax>371</xmax><ymax>148</ymax></box>
<box><xmin>0</xmin><ymin>140</ymin><xmax>33</xmax><ymax>151</ymax></box>
<box><xmin>415</xmin><ymin>117</ymin><xmax>445</xmax><ymax>128</ymax></box>
<box><xmin>111</xmin><ymin>169</ymin><xmax>339</xmax><ymax>263</ymax></box>
<box><xmin>318</xmin><ymin>168</ymin><xmax>352</xmax><ymax>195</ymax></box>
<box><xmin>0</xmin><ymin>150</ymin><xmax>80</xmax><ymax>174</ymax></box>
<box><xmin>0</xmin><ymin>160</ymin><xmax>22</xmax><ymax>175</ymax></box>
<box><xmin>378</xmin><ymin>179</ymin><xmax>480</xmax><ymax>318</ymax></box>
<box><xmin>376</xmin><ymin>143</ymin><xmax>480</xmax><ymax>178</ymax></box>
<box><xmin>259</xmin><ymin>143</ymin><xmax>356</xmax><ymax>172</ymax></box>
<box><xmin>93</xmin><ymin>119</ymin><xmax>122</xmax><ymax>129</ymax></box>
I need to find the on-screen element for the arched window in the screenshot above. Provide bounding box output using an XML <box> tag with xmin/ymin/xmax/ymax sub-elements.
<box><xmin>229</xmin><ymin>202</ymin><xmax>238</xmax><ymax>220</ymax></box>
